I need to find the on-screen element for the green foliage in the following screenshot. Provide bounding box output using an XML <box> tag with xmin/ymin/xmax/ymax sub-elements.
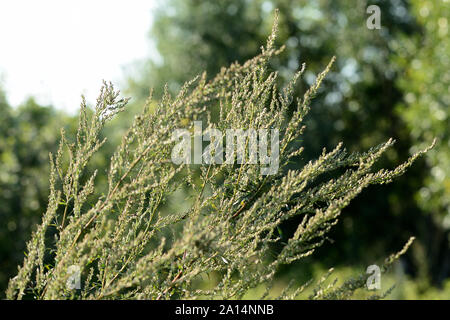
<box><xmin>0</xmin><ymin>91</ymin><xmax>119</xmax><ymax>296</ymax></box>
<box><xmin>0</xmin><ymin>94</ymin><xmax>76</xmax><ymax>291</ymax></box>
<box><xmin>393</xmin><ymin>1</ymin><xmax>449</xmax><ymax>281</ymax></box>
<box><xmin>7</xmin><ymin>22</ymin><xmax>432</xmax><ymax>299</ymax></box>
<box><xmin>126</xmin><ymin>0</ymin><xmax>449</xmax><ymax>289</ymax></box>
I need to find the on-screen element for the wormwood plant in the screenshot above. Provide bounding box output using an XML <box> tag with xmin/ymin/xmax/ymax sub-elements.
<box><xmin>7</xmin><ymin>16</ymin><xmax>434</xmax><ymax>300</ymax></box>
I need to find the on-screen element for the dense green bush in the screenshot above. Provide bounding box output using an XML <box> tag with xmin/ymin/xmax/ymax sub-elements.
<box><xmin>7</xmin><ymin>19</ymin><xmax>433</xmax><ymax>300</ymax></box>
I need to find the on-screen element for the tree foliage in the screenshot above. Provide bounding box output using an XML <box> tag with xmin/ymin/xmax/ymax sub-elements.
<box><xmin>393</xmin><ymin>0</ymin><xmax>450</xmax><ymax>285</ymax></box>
<box><xmin>0</xmin><ymin>94</ymin><xmax>76</xmax><ymax>291</ymax></box>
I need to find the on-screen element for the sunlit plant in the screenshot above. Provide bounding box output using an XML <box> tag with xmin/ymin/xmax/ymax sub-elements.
<box><xmin>7</xmin><ymin>13</ymin><xmax>434</xmax><ymax>300</ymax></box>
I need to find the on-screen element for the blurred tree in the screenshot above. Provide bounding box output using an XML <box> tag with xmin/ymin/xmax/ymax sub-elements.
<box><xmin>393</xmin><ymin>0</ymin><xmax>450</xmax><ymax>286</ymax></box>
<box><xmin>0</xmin><ymin>95</ymin><xmax>64</xmax><ymax>291</ymax></box>
<box><xmin>127</xmin><ymin>0</ymin><xmax>448</xmax><ymax>286</ymax></box>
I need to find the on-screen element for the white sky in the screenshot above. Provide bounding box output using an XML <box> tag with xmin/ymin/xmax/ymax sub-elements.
<box><xmin>0</xmin><ymin>0</ymin><xmax>157</xmax><ymax>113</ymax></box>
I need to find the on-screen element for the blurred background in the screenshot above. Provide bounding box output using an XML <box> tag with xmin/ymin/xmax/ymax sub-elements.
<box><xmin>0</xmin><ymin>0</ymin><xmax>448</xmax><ymax>299</ymax></box>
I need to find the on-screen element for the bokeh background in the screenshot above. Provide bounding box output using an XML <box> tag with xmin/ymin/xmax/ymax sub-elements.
<box><xmin>0</xmin><ymin>0</ymin><xmax>449</xmax><ymax>299</ymax></box>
